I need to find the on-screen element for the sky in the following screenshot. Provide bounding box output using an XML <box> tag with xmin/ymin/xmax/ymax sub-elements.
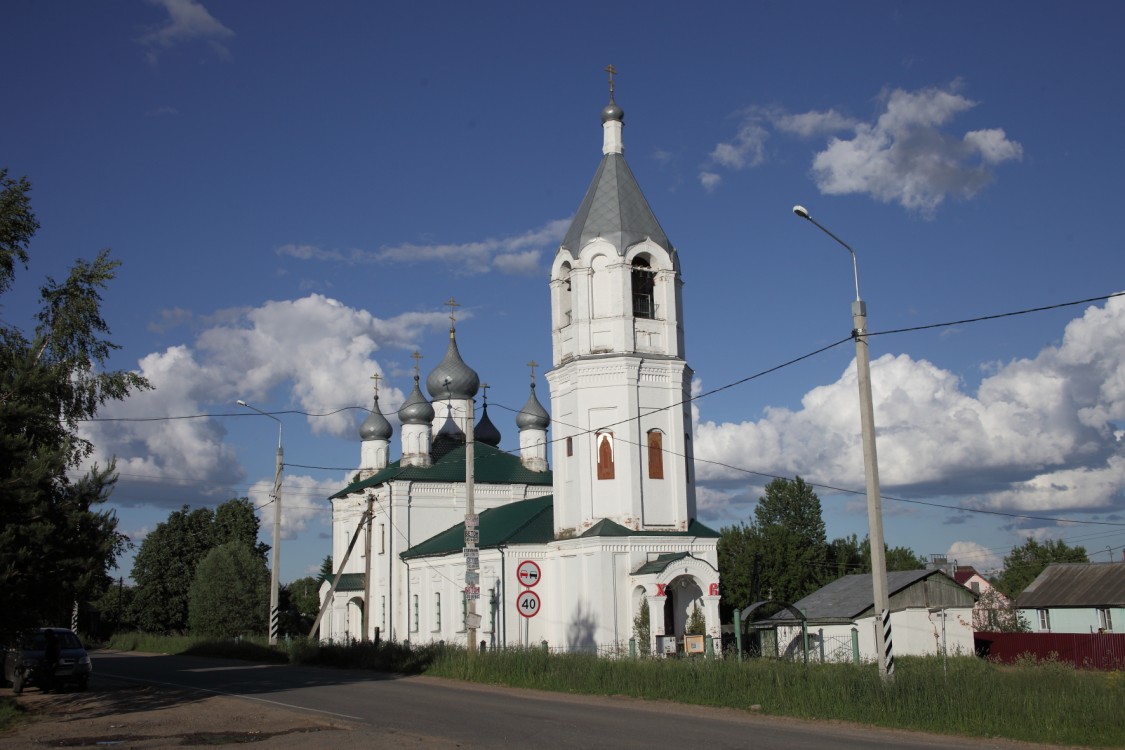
<box><xmin>4</xmin><ymin>0</ymin><xmax>1125</xmax><ymax>585</ymax></box>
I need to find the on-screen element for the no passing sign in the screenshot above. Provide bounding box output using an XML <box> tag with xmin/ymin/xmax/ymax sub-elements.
<box><xmin>516</xmin><ymin>560</ymin><xmax>541</xmax><ymax>587</ymax></box>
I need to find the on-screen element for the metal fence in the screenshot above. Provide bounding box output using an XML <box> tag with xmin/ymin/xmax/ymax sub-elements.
<box><xmin>976</xmin><ymin>631</ymin><xmax>1125</xmax><ymax>670</ymax></box>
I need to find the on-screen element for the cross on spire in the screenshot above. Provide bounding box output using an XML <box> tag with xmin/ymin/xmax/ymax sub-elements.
<box><xmin>370</xmin><ymin>372</ymin><xmax>382</xmax><ymax>397</ymax></box>
<box><xmin>604</xmin><ymin>64</ymin><xmax>617</xmax><ymax>100</ymax></box>
<box><xmin>527</xmin><ymin>359</ymin><xmax>539</xmax><ymax>383</ymax></box>
<box><xmin>444</xmin><ymin>297</ymin><xmax>460</xmax><ymax>332</ymax></box>
<box><xmin>410</xmin><ymin>350</ymin><xmax>423</xmax><ymax>378</ymax></box>
<box><xmin>481</xmin><ymin>382</ymin><xmax>490</xmax><ymax>403</ymax></box>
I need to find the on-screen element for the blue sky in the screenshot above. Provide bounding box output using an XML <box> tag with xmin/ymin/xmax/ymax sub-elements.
<box><xmin>5</xmin><ymin>0</ymin><xmax>1125</xmax><ymax>583</ymax></box>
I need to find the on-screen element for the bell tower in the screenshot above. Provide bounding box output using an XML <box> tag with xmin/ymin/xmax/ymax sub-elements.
<box><xmin>546</xmin><ymin>70</ymin><xmax>696</xmax><ymax>535</ymax></box>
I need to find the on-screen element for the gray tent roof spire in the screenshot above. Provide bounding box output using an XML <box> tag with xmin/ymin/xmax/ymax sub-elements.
<box><xmin>560</xmin><ymin>78</ymin><xmax>671</xmax><ymax>258</ymax></box>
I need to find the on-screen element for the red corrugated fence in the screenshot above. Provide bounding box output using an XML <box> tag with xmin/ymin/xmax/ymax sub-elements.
<box><xmin>975</xmin><ymin>631</ymin><xmax>1125</xmax><ymax>670</ymax></box>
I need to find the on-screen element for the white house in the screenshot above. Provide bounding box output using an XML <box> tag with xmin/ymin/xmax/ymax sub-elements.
<box><xmin>318</xmin><ymin>84</ymin><xmax>721</xmax><ymax>653</ymax></box>
<box><xmin>1017</xmin><ymin>562</ymin><xmax>1124</xmax><ymax>634</ymax></box>
<box><xmin>762</xmin><ymin>569</ymin><xmax>977</xmax><ymax>662</ymax></box>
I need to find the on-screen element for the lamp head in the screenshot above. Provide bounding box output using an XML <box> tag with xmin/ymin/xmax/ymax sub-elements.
<box><xmin>237</xmin><ymin>400</ymin><xmax>247</xmax><ymax>406</ymax></box>
<box><xmin>792</xmin><ymin>205</ymin><xmax>810</xmax><ymax>220</ymax></box>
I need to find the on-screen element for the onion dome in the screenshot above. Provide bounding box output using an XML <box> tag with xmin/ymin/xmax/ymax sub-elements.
<box><xmin>359</xmin><ymin>393</ymin><xmax>393</xmax><ymax>441</ymax></box>
<box><xmin>516</xmin><ymin>382</ymin><xmax>550</xmax><ymax>431</ymax></box>
<box><xmin>397</xmin><ymin>376</ymin><xmax>435</xmax><ymax>425</ymax></box>
<box><xmin>474</xmin><ymin>400</ymin><xmax>502</xmax><ymax>447</ymax></box>
<box><xmin>601</xmin><ymin>100</ymin><xmax>624</xmax><ymax>123</ymax></box>
<box><xmin>426</xmin><ymin>330</ymin><xmax>480</xmax><ymax>400</ymax></box>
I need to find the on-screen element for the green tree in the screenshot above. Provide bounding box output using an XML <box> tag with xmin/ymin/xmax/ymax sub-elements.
<box><xmin>214</xmin><ymin>497</ymin><xmax>268</xmax><ymax>560</ymax></box>
<box><xmin>751</xmin><ymin>477</ymin><xmax>828</xmax><ymax>604</ymax></box>
<box><xmin>0</xmin><ymin>170</ymin><xmax>149</xmax><ymax>642</ymax></box>
<box><xmin>994</xmin><ymin>537</ymin><xmax>1089</xmax><ymax>599</ymax></box>
<box><xmin>131</xmin><ymin>498</ymin><xmax>266</xmax><ymax>633</ymax></box>
<box><xmin>318</xmin><ymin>555</ymin><xmax>333</xmax><ymax>583</ymax></box>
<box><xmin>130</xmin><ymin>506</ymin><xmax>216</xmax><ymax>632</ymax></box>
<box><xmin>632</xmin><ymin>598</ymin><xmax>651</xmax><ymax>656</ymax></box>
<box><xmin>717</xmin><ymin>523</ymin><xmax>758</xmax><ymax>619</ymax></box>
<box><xmin>188</xmin><ymin>542</ymin><xmax>269</xmax><ymax>638</ymax></box>
<box><xmin>279</xmin><ymin>575</ymin><xmax>321</xmax><ymax>637</ymax></box>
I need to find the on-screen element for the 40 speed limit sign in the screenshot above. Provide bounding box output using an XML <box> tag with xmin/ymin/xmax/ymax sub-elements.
<box><xmin>516</xmin><ymin>590</ymin><xmax>541</xmax><ymax>618</ymax></box>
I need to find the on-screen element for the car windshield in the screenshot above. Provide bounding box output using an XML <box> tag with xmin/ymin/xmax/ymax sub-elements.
<box><xmin>25</xmin><ymin>630</ymin><xmax>82</xmax><ymax>650</ymax></box>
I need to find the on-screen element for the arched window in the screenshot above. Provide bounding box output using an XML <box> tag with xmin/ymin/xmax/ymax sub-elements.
<box><xmin>631</xmin><ymin>257</ymin><xmax>656</xmax><ymax>319</ymax></box>
<box><xmin>596</xmin><ymin>430</ymin><xmax>615</xmax><ymax>480</ymax></box>
<box><xmin>559</xmin><ymin>263</ymin><xmax>573</xmax><ymax>326</ymax></box>
<box><xmin>647</xmin><ymin>430</ymin><xmax>664</xmax><ymax>479</ymax></box>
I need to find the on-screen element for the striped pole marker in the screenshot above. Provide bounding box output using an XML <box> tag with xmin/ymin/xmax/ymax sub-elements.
<box><xmin>71</xmin><ymin>601</ymin><xmax>79</xmax><ymax>632</ymax></box>
<box><xmin>881</xmin><ymin>609</ymin><xmax>894</xmax><ymax>677</ymax></box>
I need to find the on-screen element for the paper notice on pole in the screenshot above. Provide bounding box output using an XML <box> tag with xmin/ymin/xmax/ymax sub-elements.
<box><xmin>464</xmin><ymin>514</ymin><xmax>479</xmax><ymax>528</ymax></box>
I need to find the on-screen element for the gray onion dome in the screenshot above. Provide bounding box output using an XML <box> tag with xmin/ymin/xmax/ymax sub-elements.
<box><xmin>601</xmin><ymin>100</ymin><xmax>624</xmax><ymax>123</ymax></box>
<box><xmin>474</xmin><ymin>402</ymin><xmax>502</xmax><ymax>447</ymax></box>
<box><xmin>426</xmin><ymin>331</ymin><xmax>480</xmax><ymax>400</ymax></box>
<box><xmin>397</xmin><ymin>376</ymin><xmax>435</xmax><ymax>425</ymax></box>
<box><xmin>516</xmin><ymin>382</ymin><xmax>550</xmax><ymax>431</ymax></box>
<box><xmin>359</xmin><ymin>393</ymin><xmax>393</xmax><ymax>441</ymax></box>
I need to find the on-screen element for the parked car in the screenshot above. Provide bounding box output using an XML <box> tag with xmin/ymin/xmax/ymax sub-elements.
<box><xmin>3</xmin><ymin>628</ymin><xmax>92</xmax><ymax>694</ymax></box>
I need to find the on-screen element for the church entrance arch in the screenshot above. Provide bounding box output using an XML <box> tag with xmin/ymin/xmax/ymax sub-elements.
<box><xmin>664</xmin><ymin>574</ymin><xmax>703</xmax><ymax>638</ymax></box>
<box><xmin>347</xmin><ymin>596</ymin><xmax>364</xmax><ymax>642</ymax></box>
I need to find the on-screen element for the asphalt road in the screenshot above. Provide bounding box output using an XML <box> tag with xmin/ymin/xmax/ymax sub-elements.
<box><xmin>94</xmin><ymin>651</ymin><xmax>1022</xmax><ymax>750</ymax></box>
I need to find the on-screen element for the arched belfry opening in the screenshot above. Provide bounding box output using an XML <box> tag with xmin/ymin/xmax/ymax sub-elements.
<box><xmin>631</xmin><ymin>256</ymin><xmax>655</xmax><ymax>319</ymax></box>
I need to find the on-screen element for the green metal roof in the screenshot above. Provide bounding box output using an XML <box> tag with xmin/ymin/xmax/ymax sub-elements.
<box><xmin>330</xmin><ymin>442</ymin><xmax>552</xmax><ymax>500</ymax></box>
<box><xmin>401</xmin><ymin>495</ymin><xmax>556</xmax><ymax>559</ymax></box>
<box><xmin>581</xmin><ymin>518</ymin><xmax>721</xmax><ymax>540</ymax></box>
<box><xmin>633</xmin><ymin>552</ymin><xmax>690</xmax><ymax>575</ymax></box>
<box><xmin>332</xmin><ymin>573</ymin><xmax>365</xmax><ymax>592</ymax></box>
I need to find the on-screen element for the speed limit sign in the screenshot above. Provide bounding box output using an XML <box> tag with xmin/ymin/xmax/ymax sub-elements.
<box><xmin>516</xmin><ymin>590</ymin><xmax>541</xmax><ymax>618</ymax></box>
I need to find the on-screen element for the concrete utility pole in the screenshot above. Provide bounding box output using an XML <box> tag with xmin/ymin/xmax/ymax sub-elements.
<box><xmin>465</xmin><ymin>394</ymin><xmax>479</xmax><ymax>652</ymax></box>
<box><xmin>363</xmin><ymin>493</ymin><xmax>375</xmax><ymax>640</ymax></box>
<box><xmin>792</xmin><ymin>206</ymin><xmax>894</xmax><ymax>678</ymax></box>
<box><xmin>238</xmin><ymin>400</ymin><xmax>284</xmax><ymax>646</ymax></box>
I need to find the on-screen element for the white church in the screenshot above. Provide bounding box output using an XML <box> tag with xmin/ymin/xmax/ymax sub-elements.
<box><xmin>319</xmin><ymin>81</ymin><xmax>722</xmax><ymax>653</ymax></box>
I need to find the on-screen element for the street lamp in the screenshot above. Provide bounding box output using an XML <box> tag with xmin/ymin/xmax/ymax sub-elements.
<box><xmin>792</xmin><ymin>205</ymin><xmax>894</xmax><ymax>678</ymax></box>
<box><xmin>238</xmin><ymin>399</ymin><xmax>283</xmax><ymax>646</ymax></box>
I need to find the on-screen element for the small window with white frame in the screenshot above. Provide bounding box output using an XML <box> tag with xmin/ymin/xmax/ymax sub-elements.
<box><xmin>1097</xmin><ymin>608</ymin><xmax>1113</xmax><ymax>632</ymax></box>
<box><xmin>1037</xmin><ymin>609</ymin><xmax>1051</xmax><ymax>632</ymax></box>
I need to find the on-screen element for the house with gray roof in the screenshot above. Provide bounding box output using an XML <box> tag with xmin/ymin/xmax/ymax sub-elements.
<box><xmin>761</xmin><ymin>568</ymin><xmax>976</xmax><ymax>662</ymax></box>
<box><xmin>1016</xmin><ymin>562</ymin><xmax>1125</xmax><ymax>634</ymax></box>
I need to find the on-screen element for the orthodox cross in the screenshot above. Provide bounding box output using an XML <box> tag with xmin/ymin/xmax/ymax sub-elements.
<box><xmin>410</xmin><ymin>350</ymin><xmax>423</xmax><ymax>378</ymax></box>
<box><xmin>481</xmin><ymin>382</ymin><xmax>490</xmax><ymax>404</ymax></box>
<box><xmin>370</xmin><ymin>371</ymin><xmax>382</xmax><ymax>397</ymax></box>
<box><xmin>527</xmin><ymin>359</ymin><xmax>539</xmax><ymax>383</ymax></box>
<box><xmin>604</xmin><ymin>64</ymin><xmax>617</xmax><ymax>100</ymax></box>
<box><xmin>445</xmin><ymin>297</ymin><xmax>460</xmax><ymax>329</ymax></box>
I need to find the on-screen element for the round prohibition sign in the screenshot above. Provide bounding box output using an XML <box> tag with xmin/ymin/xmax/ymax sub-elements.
<box><xmin>516</xmin><ymin>560</ymin><xmax>541</xmax><ymax>588</ymax></box>
<box><xmin>517</xmin><ymin>590</ymin><xmax>541</xmax><ymax>618</ymax></box>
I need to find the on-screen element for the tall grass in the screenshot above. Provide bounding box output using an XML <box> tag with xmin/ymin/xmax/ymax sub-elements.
<box><xmin>95</xmin><ymin>634</ymin><xmax>1125</xmax><ymax>747</ymax></box>
<box><xmin>427</xmin><ymin>650</ymin><xmax>1125</xmax><ymax>747</ymax></box>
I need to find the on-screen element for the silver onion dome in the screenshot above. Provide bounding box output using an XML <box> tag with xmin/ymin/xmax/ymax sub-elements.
<box><xmin>359</xmin><ymin>393</ymin><xmax>393</xmax><ymax>441</ymax></box>
<box><xmin>426</xmin><ymin>331</ymin><xmax>480</xmax><ymax>401</ymax></box>
<box><xmin>474</xmin><ymin>401</ymin><xmax>502</xmax><ymax>447</ymax></box>
<box><xmin>397</xmin><ymin>376</ymin><xmax>435</xmax><ymax>425</ymax></box>
<box><xmin>516</xmin><ymin>382</ymin><xmax>550</xmax><ymax>431</ymax></box>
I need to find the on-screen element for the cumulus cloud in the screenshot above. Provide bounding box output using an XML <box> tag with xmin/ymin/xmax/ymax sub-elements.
<box><xmin>694</xmin><ymin>295</ymin><xmax>1125</xmax><ymax>520</ymax></box>
<box><xmin>138</xmin><ymin>0</ymin><xmax>234</xmax><ymax>63</ymax></box>
<box><xmin>699</xmin><ymin>172</ymin><xmax>722</xmax><ymax>192</ymax></box>
<box><xmin>946</xmin><ymin>540</ymin><xmax>1003</xmax><ymax>573</ymax></box>
<box><xmin>79</xmin><ymin>295</ymin><xmax>451</xmax><ymax>509</ymax></box>
<box><xmin>277</xmin><ymin>219</ymin><xmax>568</xmax><ymax>276</ymax></box>
<box><xmin>702</xmin><ymin>83</ymin><xmax>1022</xmax><ymax>214</ymax></box>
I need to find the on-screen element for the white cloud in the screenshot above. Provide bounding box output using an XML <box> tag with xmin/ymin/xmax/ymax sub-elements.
<box><xmin>810</xmin><ymin>85</ymin><xmax>1022</xmax><ymax>213</ymax></box>
<box><xmin>277</xmin><ymin>219</ymin><xmax>568</xmax><ymax>276</ymax></box>
<box><xmin>773</xmin><ymin>109</ymin><xmax>857</xmax><ymax>137</ymax></box>
<box><xmin>703</xmin><ymin>84</ymin><xmax>1021</xmax><ymax>213</ymax></box>
<box><xmin>946</xmin><ymin>540</ymin><xmax>1002</xmax><ymax>574</ymax></box>
<box><xmin>709</xmin><ymin>120</ymin><xmax>769</xmax><ymax>170</ymax></box>
<box><xmin>694</xmin><ymin>295</ymin><xmax>1125</xmax><ymax>518</ymax></box>
<box><xmin>699</xmin><ymin>172</ymin><xmax>722</xmax><ymax>192</ymax></box>
<box><xmin>246</xmin><ymin>473</ymin><xmax>345</xmax><ymax>540</ymax></box>
<box><xmin>80</xmin><ymin>295</ymin><xmax>450</xmax><ymax>508</ymax></box>
<box><xmin>138</xmin><ymin>0</ymin><xmax>234</xmax><ymax>62</ymax></box>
